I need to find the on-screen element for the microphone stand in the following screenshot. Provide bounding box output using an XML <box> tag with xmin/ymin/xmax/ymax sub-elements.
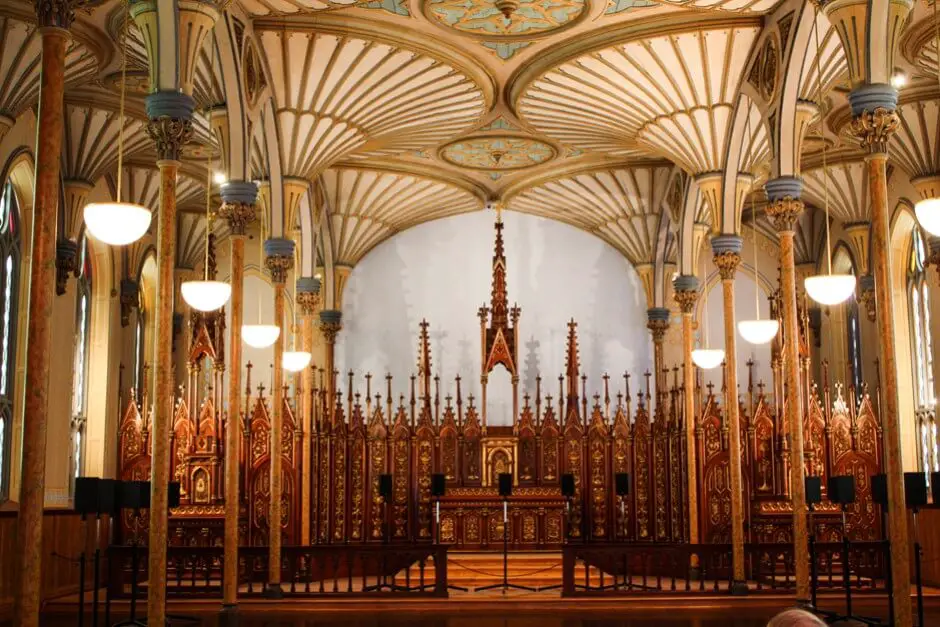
<box><xmin>476</xmin><ymin>498</ymin><xmax>536</xmax><ymax>594</ymax></box>
<box><xmin>432</xmin><ymin>496</ymin><xmax>467</xmax><ymax>593</ymax></box>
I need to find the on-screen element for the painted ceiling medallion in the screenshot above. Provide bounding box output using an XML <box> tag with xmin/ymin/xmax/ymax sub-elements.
<box><xmin>440</xmin><ymin>136</ymin><xmax>555</xmax><ymax>170</ymax></box>
<box><xmin>425</xmin><ymin>0</ymin><xmax>586</xmax><ymax>38</ymax></box>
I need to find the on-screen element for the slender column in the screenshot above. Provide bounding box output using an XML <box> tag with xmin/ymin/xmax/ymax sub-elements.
<box><xmin>765</xmin><ymin>177</ymin><xmax>810</xmax><ymax>604</ymax></box>
<box><xmin>297</xmin><ymin>278</ymin><xmax>321</xmax><ymax>545</ymax></box>
<box><xmin>647</xmin><ymin>308</ymin><xmax>670</xmax><ymax>397</ymax></box>
<box><xmin>263</xmin><ymin>238</ymin><xmax>294</xmax><ymax>597</ymax></box>
<box><xmin>711</xmin><ymin>235</ymin><xmax>747</xmax><ymax>594</ymax></box>
<box><xmin>850</xmin><ymin>85</ymin><xmax>911</xmax><ymax>626</ymax></box>
<box><xmin>218</xmin><ymin>182</ymin><xmax>257</xmax><ymax>619</ymax></box>
<box><xmin>673</xmin><ymin>276</ymin><xmax>699</xmax><ymax>544</ymax></box>
<box><xmin>320</xmin><ymin>310</ymin><xmax>343</xmax><ymax>402</ymax></box>
<box><xmin>14</xmin><ymin>3</ymin><xmax>73</xmax><ymax>624</ymax></box>
<box><xmin>144</xmin><ymin>92</ymin><xmax>195</xmax><ymax>624</ymax></box>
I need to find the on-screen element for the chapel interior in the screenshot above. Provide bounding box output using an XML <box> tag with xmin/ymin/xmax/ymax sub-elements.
<box><xmin>2</xmin><ymin>0</ymin><xmax>940</xmax><ymax>625</ymax></box>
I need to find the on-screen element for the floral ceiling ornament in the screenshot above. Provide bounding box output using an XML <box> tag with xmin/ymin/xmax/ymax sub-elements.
<box><xmin>440</xmin><ymin>136</ymin><xmax>556</xmax><ymax>171</ymax></box>
<box><xmin>425</xmin><ymin>0</ymin><xmax>586</xmax><ymax>38</ymax></box>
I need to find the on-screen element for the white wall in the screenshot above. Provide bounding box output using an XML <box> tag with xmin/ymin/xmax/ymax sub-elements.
<box><xmin>335</xmin><ymin>211</ymin><xmax>652</xmax><ymax>425</ymax></box>
<box><xmin>700</xmin><ymin>270</ymin><xmax>773</xmax><ymax>397</ymax></box>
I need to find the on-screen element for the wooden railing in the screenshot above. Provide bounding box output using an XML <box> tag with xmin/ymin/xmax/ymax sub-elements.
<box><xmin>107</xmin><ymin>543</ymin><xmax>448</xmax><ymax>599</ymax></box>
<box><xmin>562</xmin><ymin>542</ymin><xmax>889</xmax><ymax>596</ymax></box>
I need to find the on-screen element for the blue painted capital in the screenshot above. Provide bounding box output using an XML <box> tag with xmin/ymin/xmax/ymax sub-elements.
<box><xmin>848</xmin><ymin>84</ymin><xmax>897</xmax><ymax>117</ymax></box>
<box><xmin>647</xmin><ymin>307</ymin><xmax>670</xmax><ymax>322</ymax></box>
<box><xmin>765</xmin><ymin>176</ymin><xmax>803</xmax><ymax>202</ymax></box>
<box><xmin>263</xmin><ymin>237</ymin><xmax>295</xmax><ymax>259</ymax></box>
<box><xmin>296</xmin><ymin>276</ymin><xmax>321</xmax><ymax>295</ymax></box>
<box><xmin>319</xmin><ymin>309</ymin><xmax>342</xmax><ymax>325</ymax></box>
<box><xmin>673</xmin><ymin>274</ymin><xmax>700</xmax><ymax>293</ymax></box>
<box><xmin>859</xmin><ymin>274</ymin><xmax>875</xmax><ymax>292</ymax></box>
<box><xmin>221</xmin><ymin>181</ymin><xmax>258</xmax><ymax>205</ymax></box>
<box><xmin>711</xmin><ymin>234</ymin><xmax>743</xmax><ymax>256</ymax></box>
<box><xmin>145</xmin><ymin>91</ymin><xmax>196</xmax><ymax>121</ymax></box>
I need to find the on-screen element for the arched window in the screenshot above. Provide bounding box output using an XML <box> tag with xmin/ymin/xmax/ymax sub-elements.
<box><xmin>0</xmin><ymin>180</ymin><xmax>20</xmax><ymax>502</ymax></box>
<box><xmin>70</xmin><ymin>234</ymin><xmax>92</xmax><ymax>486</ymax></box>
<box><xmin>846</xmin><ymin>298</ymin><xmax>862</xmax><ymax>392</ymax></box>
<box><xmin>909</xmin><ymin>227</ymin><xmax>937</xmax><ymax>476</ymax></box>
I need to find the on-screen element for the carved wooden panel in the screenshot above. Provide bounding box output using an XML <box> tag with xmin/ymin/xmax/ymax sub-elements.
<box><xmin>633</xmin><ymin>403</ymin><xmax>651</xmax><ymax>540</ymax></box>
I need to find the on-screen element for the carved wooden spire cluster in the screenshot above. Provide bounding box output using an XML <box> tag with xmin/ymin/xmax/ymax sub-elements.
<box><xmin>479</xmin><ymin>209</ymin><xmax>521</xmax><ymax>377</ymax></box>
<box><xmin>417</xmin><ymin>319</ymin><xmax>432</xmax><ymax>407</ymax></box>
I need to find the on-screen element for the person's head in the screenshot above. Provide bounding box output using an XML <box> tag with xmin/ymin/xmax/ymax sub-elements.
<box><xmin>767</xmin><ymin>608</ymin><xmax>827</xmax><ymax>627</ymax></box>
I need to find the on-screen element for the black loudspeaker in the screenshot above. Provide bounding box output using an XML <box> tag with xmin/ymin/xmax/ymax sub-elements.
<box><xmin>168</xmin><ymin>482</ymin><xmax>181</xmax><ymax>509</ymax></box>
<box><xmin>805</xmin><ymin>476</ymin><xmax>822</xmax><ymax>505</ymax></box>
<box><xmin>561</xmin><ymin>473</ymin><xmax>575</xmax><ymax>498</ymax></box>
<box><xmin>120</xmin><ymin>480</ymin><xmax>151</xmax><ymax>510</ymax></box>
<box><xmin>74</xmin><ymin>477</ymin><xmax>100</xmax><ymax>515</ymax></box>
<box><xmin>98</xmin><ymin>478</ymin><xmax>117</xmax><ymax>515</ymax></box>
<box><xmin>872</xmin><ymin>474</ymin><xmax>888</xmax><ymax>507</ymax></box>
<box><xmin>828</xmin><ymin>476</ymin><xmax>856</xmax><ymax>505</ymax></box>
<box><xmin>615</xmin><ymin>473</ymin><xmax>631</xmax><ymax>496</ymax></box>
<box><xmin>431</xmin><ymin>474</ymin><xmax>446</xmax><ymax>498</ymax></box>
<box><xmin>932</xmin><ymin>472</ymin><xmax>940</xmax><ymax>505</ymax></box>
<box><xmin>905</xmin><ymin>472</ymin><xmax>928</xmax><ymax>508</ymax></box>
<box><xmin>379</xmin><ymin>474</ymin><xmax>393</xmax><ymax>500</ymax></box>
<box><xmin>498</xmin><ymin>473</ymin><xmax>513</xmax><ymax>497</ymax></box>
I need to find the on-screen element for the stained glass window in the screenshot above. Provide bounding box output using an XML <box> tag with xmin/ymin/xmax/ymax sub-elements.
<box><xmin>0</xmin><ymin>181</ymin><xmax>20</xmax><ymax>503</ymax></box>
<box><xmin>910</xmin><ymin>227</ymin><xmax>938</xmax><ymax>478</ymax></box>
<box><xmin>70</xmin><ymin>234</ymin><xmax>92</xmax><ymax>489</ymax></box>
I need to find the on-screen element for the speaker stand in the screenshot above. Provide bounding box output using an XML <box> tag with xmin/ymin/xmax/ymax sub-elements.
<box><xmin>362</xmin><ymin>499</ymin><xmax>409</xmax><ymax>593</ymax></box>
<box><xmin>476</xmin><ymin>499</ymin><xmax>536</xmax><ymax>594</ymax></box>
<box><xmin>113</xmin><ymin>511</ymin><xmax>146</xmax><ymax>627</ymax></box>
<box><xmin>912</xmin><ymin>506</ymin><xmax>925</xmax><ymax>627</ymax></box>
<box><xmin>430</xmin><ymin>497</ymin><xmax>467</xmax><ymax>593</ymax></box>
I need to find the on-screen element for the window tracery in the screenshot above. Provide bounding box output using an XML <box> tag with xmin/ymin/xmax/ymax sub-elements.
<box><xmin>910</xmin><ymin>227</ymin><xmax>938</xmax><ymax>478</ymax></box>
<box><xmin>70</xmin><ymin>234</ymin><xmax>92</xmax><ymax>488</ymax></box>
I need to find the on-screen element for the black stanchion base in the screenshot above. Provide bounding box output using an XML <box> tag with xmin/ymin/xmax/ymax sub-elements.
<box><xmin>475</xmin><ymin>582</ymin><xmax>538</xmax><ymax>594</ymax></box>
<box><xmin>730</xmin><ymin>581</ymin><xmax>749</xmax><ymax>596</ymax></box>
<box><xmin>261</xmin><ymin>583</ymin><xmax>283</xmax><ymax>599</ymax></box>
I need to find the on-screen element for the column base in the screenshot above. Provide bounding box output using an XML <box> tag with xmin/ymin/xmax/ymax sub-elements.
<box><xmin>219</xmin><ymin>604</ymin><xmax>239</xmax><ymax>627</ymax></box>
<box><xmin>730</xmin><ymin>580</ymin><xmax>749</xmax><ymax>596</ymax></box>
<box><xmin>262</xmin><ymin>583</ymin><xmax>283</xmax><ymax>599</ymax></box>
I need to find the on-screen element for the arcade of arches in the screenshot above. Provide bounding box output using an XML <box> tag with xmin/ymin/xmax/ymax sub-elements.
<box><xmin>1</xmin><ymin>0</ymin><xmax>940</xmax><ymax>625</ymax></box>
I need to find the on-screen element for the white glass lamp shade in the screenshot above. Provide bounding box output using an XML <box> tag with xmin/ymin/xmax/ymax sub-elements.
<box><xmin>804</xmin><ymin>274</ymin><xmax>857</xmax><ymax>306</ymax></box>
<box><xmin>691</xmin><ymin>348</ymin><xmax>725</xmax><ymax>370</ymax></box>
<box><xmin>737</xmin><ymin>319</ymin><xmax>780</xmax><ymax>345</ymax></box>
<box><xmin>915</xmin><ymin>198</ymin><xmax>940</xmax><ymax>237</ymax></box>
<box><xmin>181</xmin><ymin>280</ymin><xmax>231</xmax><ymax>312</ymax></box>
<box><xmin>282</xmin><ymin>351</ymin><xmax>312</xmax><ymax>372</ymax></box>
<box><xmin>242</xmin><ymin>324</ymin><xmax>280</xmax><ymax>348</ymax></box>
<box><xmin>84</xmin><ymin>201</ymin><xmax>151</xmax><ymax>246</ymax></box>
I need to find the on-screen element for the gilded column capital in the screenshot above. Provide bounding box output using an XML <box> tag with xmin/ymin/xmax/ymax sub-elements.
<box><xmin>673</xmin><ymin>275</ymin><xmax>699</xmax><ymax>314</ymax></box>
<box><xmin>764</xmin><ymin>176</ymin><xmax>804</xmax><ymax>233</ymax></box>
<box><xmin>848</xmin><ymin>85</ymin><xmax>899</xmax><ymax>155</ymax></box>
<box><xmin>711</xmin><ymin>234</ymin><xmax>742</xmax><ymax>281</ymax></box>
<box><xmin>55</xmin><ymin>239</ymin><xmax>78</xmax><ymax>296</ymax></box>
<box><xmin>120</xmin><ymin>278</ymin><xmax>139</xmax><ymax>328</ymax></box>
<box><xmin>218</xmin><ymin>181</ymin><xmax>258</xmax><ymax>236</ymax></box>
<box><xmin>319</xmin><ymin>309</ymin><xmax>343</xmax><ymax>344</ymax></box>
<box><xmin>264</xmin><ymin>238</ymin><xmax>295</xmax><ymax>285</ymax></box>
<box><xmin>145</xmin><ymin>92</ymin><xmax>195</xmax><ymax>162</ymax></box>
<box><xmin>296</xmin><ymin>276</ymin><xmax>321</xmax><ymax>316</ymax></box>
<box><xmin>647</xmin><ymin>308</ymin><xmax>670</xmax><ymax>343</ymax></box>
<box><xmin>35</xmin><ymin>0</ymin><xmax>83</xmax><ymax>29</ymax></box>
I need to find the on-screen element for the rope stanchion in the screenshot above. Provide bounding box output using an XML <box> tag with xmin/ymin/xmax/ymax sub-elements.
<box><xmin>447</xmin><ymin>558</ymin><xmax>562</xmax><ymax>579</ymax></box>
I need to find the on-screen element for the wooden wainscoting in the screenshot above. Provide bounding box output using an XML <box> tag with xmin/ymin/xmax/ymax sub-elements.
<box><xmin>0</xmin><ymin>509</ymin><xmax>108</xmax><ymax>620</ymax></box>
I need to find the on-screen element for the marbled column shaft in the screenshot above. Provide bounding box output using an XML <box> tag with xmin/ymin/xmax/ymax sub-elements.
<box><xmin>223</xmin><ymin>234</ymin><xmax>245</xmax><ymax>607</ymax></box>
<box><xmin>144</xmin><ymin>92</ymin><xmax>194</xmax><ymax>626</ymax></box>
<box><xmin>219</xmin><ymin>186</ymin><xmax>256</xmax><ymax>613</ymax></box>
<box><xmin>674</xmin><ymin>277</ymin><xmax>699</xmax><ymax>544</ymax></box>
<box><xmin>851</xmin><ymin>92</ymin><xmax>911</xmax><ymax>626</ymax></box>
<box><xmin>264</xmin><ymin>240</ymin><xmax>293</xmax><ymax>596</ymax></box>
<box><xmin>149</xmin><ymin>159</ymin><xmax>179</xmax><ymax>623</ymax></box>
<box><xmin>14</xmin><ymin>22</ymin><xmax>69</xmax><ymax>627</ymax></box>
<box><xmin>712</xmin><ymin>237</ymin><xmax>746</xmax><ymax>591</ymax></box>
<box><xmin>320</xmin><ymin>310</ymin><xmax>343</xmax><ymax>406</ymax></box>
<box><xmin>296</xmin><ymin>279</ymin><xmax>319</xmax><ymax>546</ymax></box>
<box><xmin>765</xmin><ymin>181</ymin><xmax>810</xmax><ymax>603</ymax></box>
<box><xmin>647</xmin><ymin>308</ymin><xmax>670</xmax><ymax>398</ymax></box>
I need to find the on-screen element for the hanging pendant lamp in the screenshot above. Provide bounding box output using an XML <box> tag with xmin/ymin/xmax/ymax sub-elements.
<box><xmin>805</xmin><ymin>9</ymin><xmax>856</xmax><ymax>306</ymax></box>
<box><xmin>181</xmin><ymin>28</ymin><xmax>230</xmax><ymax>312</ymax></box>
<box><xmin>242</xmin><ymin>203</ymin><xmax>279</xmax><ymax>348</ymax></box>
<box><xmin>691</xmin><ymin>282</ymin><xmax>725</xmax><ymax>369</ymax></box>
<box><xmin>916</xmin><ymin>0</ymin><xmax>940</xmax><ymax>235</ymax></box>
<box><xmin>281</xmin><ymin>248</ymin><xmax>310</xmax><ymax>372</ymax></box>
<box><xmin>84</xmin><ymin>0</ymin><xmax>150</xmax><ymax>246</ymax></box>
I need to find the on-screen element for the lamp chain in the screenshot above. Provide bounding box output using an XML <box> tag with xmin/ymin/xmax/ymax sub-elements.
<box><xmin>116</xmin><ymin>0</ymin><xmax>130</xmax><ymax>203</ymax></box>
<box><xmin>812</xmin><ymin>7</ymin><xmax>833</xmax><ymax>277</ymax></box>
<box><xmin>203</xmin><ymin>24</ymin><xmax>216</xmax><ymax>282</ymax></box>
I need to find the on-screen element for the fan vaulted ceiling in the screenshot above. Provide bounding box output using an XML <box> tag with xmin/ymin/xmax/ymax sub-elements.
<box><xmin>1</xmin><ymin>0</ymin><xmax>933</xmax><ymax>284</ymax></box>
